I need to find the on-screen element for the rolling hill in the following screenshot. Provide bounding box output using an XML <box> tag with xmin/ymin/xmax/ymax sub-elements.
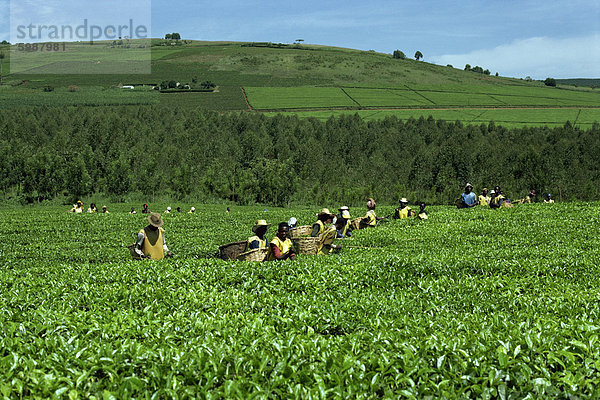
<box><xmin>1</xmin><ymin>39</ymin><xmax>599</xmax><ymax>127</ymax></box>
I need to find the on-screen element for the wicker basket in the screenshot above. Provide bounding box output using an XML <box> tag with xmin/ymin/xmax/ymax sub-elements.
<box><xmin>292</xmin><ymin>236</ymin><xmax>320</xmax><ymax>255</ymax></box>
<box><xmin>237</xmin><ymin>247</ymin><xmax>268</xmax><ymax>262</ymax></box>
<box><xmin>218</xmin><ymin>241</ymin><xmax>248</xmax><ymax>261</ymax></box>
<box><xmin>127</xmin><ymin>243</ymin><xmax>141</xmax><ymax>259</ymax></box>
<box><xmin>289</xmin><ymin>225</ymin><xmax>312</xmax><ymax>239</ymax></box>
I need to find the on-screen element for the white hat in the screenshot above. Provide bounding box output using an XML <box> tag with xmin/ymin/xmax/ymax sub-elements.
<box><xmin>490</xmin><ymin>190</ymin><xmax>496</xmax><ymax>195</ymax></box>
<box><xmin>400</xmin><ymin>198</ymin><xmax>408</xmax><ymax>203</ymax></box>
<box><xmin>190</xmin><ymin>207</ymin><xmax>195</xmax><ymax>211</ymax></box>
<box><xmin>341</xmin><ymin>210</ymin><xmax>351</xmax><ymax>219</ymax></box>
<box><xmin>252</xmin><ymin>219</ymin><xmax>270</xmax><ymax>233</ymax></box>
<box><xmin>318</xmin><ymin>208</ymin><xmax>334</xmax><ymax>217</ymax></box>
<box><xmin>167</xmin><ymin>206</ymin><xmax>171</xmax><ymax>211</ymax></box>
<box><xmin>339</xmin><ymin>206</ymin><xmax>349</xmax><ymax>211</ymax></box>
<box><xmin>288</xmin><ymin>217</ymin><xmax>297</xmax><ymax>226</ymax></box>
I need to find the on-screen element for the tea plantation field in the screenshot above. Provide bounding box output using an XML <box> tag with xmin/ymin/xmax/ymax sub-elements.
<box><xmin>1</xmin><ymin>203</ymin><xmax>600</xmax><ymax>398</ymax></box>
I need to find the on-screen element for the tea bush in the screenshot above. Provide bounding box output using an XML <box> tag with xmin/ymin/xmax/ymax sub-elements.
<box><xmin>0</xmin><ymin>203</ymin><xmax>599</xmax><ymax>398</ymax></box>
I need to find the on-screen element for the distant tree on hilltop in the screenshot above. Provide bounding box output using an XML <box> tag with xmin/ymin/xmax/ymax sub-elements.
<box><xmin>414</xmin><ymin>51</ymin><xmax>423</xmax><ymax>61</ymax></box>
<box><xmin>464</xmin><ymin>64</ymin><xmax>491</xmax><ymax>75</ymax></box>
<box><xmin>544</xmin><ymin>78</ymin><xmax>556</xmax><ymax>87</ymax></box>
<box><xmin>165</xmin><ymin>33</ymin><xmax>181</xmax><ymax>41</ymax></box>
<box><xmin>393</xmin><ymin>50</ymin><xmax>406</xmax><ymax>59</ymax></box>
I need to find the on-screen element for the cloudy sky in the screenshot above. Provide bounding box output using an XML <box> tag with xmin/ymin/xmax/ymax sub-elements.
<box><xmin>1</xmin><ymin>0</ymin><xmax>598</xmax><ymax>79</ymax></box>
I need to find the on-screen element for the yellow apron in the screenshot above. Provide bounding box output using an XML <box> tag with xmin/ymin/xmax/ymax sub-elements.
<box><xmin>266</xmin><ymin>236</ymin><xmax>293</xmax><ymax>261</ymax></box>
<box><xmin>364</xmin><ymin>210</ymin><xmax>377</xmax><ymax>226</ymax></box>
<box><xmin>247</xmin><ymin>235</ymin><xmax>267</xmax><ymax>249</ymax></box>
<box><xmin>394</xmin><ymin>207</ymin><xmax>412</xmax><ymax>219</ymax></box>
<box><xmin>140</xmin><ymin>227</ymin><xmax>165</xmax><ymax>260</ymax></box>
<box><xmin>317</xmin><ymin>225</ymin><xmax>337</xmax><ymax>255</ymax></box>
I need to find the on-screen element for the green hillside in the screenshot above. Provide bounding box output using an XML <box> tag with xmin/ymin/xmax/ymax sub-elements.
<box><xmin>1</xmin><ymin>40</ymin><xmax>599</xmax><ymax>127</ymax></box>
<box><xmin>556</xmin><ymin>78</ymin><xmax>600</xmax><ymax>88</ymax></box>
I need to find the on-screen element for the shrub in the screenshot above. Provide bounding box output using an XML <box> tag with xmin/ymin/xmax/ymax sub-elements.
<box><xmin>392</xmin><ymin>50</ymin><xmax>406</xmax><ymax>60</ymax></box>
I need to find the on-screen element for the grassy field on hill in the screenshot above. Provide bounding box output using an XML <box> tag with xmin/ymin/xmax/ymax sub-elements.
<box><xmin>2</xmin><ymin>203</ymin><xmax>600</xmax><ymax>397</ymax></box>
<box><xmin>1</xmin><ymin>40</ymin><xmax>599</xmax><ymax>127</ymax></box>
<box><xmin>264</xmin><ymin>108</ymin><xmax>600</xmax><ymax>128</ymax></box>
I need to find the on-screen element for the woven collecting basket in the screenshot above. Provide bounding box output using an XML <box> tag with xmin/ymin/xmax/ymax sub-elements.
<box><xmin>127</xmin><ymin>243</ymin><xmax>142</xmax><ymax>259</ymax></box>
<box><xmin>237</xmin><ymin>247</ymin><xmax>268</xmax><ymax>262</ymax></box>
<box><xmin>292</xmin><ymin>236</ymin><xmax>320</xmax><ymax>255</ymax></box>
<box><xmin>289</xmin><ymin>225</ymin><xmax>312</xmax><ymax>239</ymax></box>
<box><xmin>219</xmin><ymin>241</ymin><xmax>248</xmax><ymax>261</ymax></box>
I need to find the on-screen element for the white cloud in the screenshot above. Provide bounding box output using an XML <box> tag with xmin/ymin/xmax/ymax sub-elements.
<box><xmin>432</xmin><ymin>35</ymin><xmax>600</xmax><ymax>79</ymax></box>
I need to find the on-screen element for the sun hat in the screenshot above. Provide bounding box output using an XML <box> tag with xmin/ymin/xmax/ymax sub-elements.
<box><xmin>339</xmin><ymin>206</ymin><xmax>349</xmax><ymax>211</ymax></box>
<box><xmin>167</xmin><ymin>206</ymin><xmax>171</xmax><ymax>211</ymax></box>
<box><xmin>341</xmin><ymin>210</ymin><xmax>351</xmax><ymax>219</ymax></box>
<box><xmin>490</xmin><ymin>190</ymin><xmax>496</xmax><ymax>195</ymax></box>
<box><xmin>252</xmin><ymin>219</ymin><xmax>270</xmax><ymax>233</ymax></box>
<box><xmin>318</xmin><ymin>208</ymin><xmax>334</xmax><ymax>217</ymax></box>
<box><xmin>102</xmin><ymin>205</ymin><xmax>107</xmax><ymax>209</ymax></box>
<box><xmin>465</xmin><ymin>183</ymin><xmax>473</xmax><ymax>188</ymax></box>
<box><xmin>400</xmin><ymin>198</ymin><xmax>408</xmax><ymax>203</ymax></box>
<box><xmin>288</xmin><ymin>217</ymin><xmax>297</xmax><ymax>227</ymax></box>
<box><xmin>77</xmin><ymin>200</ymin><xmax>83</xmax><ymax>205</ymax></box>
<box><xmin>482</xmin><ymin>187</ymin><xmax>488</xmax><ymax>191</ymax></box>
<box><xmin>190</xmin><ymin>207</ymin><xmax>195</xmax><ymax>212</ymax></box>
<box><xmin>147</xmin><ymin>212</ymin><xmax>163</xmax><ymax>228</ymax></box>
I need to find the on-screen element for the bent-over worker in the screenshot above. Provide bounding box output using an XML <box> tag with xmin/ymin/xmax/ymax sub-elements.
<box><xmin>362</xmin><ymin>198</ymin><xmax>382</xmax><ymax>227</ymax></box>
<box><xmin>478</xmin><ymin>188</ymin><xmax>490</xmax><ymax>207</ymax></box>
<box><xmin>133</xmin><ymin>212</ymin><xmax>173</xmax><ymax>260</ymax></box>
<box><xmin>318</xmin><ymin>220</ymin><xmax>342</xmax><ymax>255</ymax></box>
<box><xmin>417</xmin><ymin>202</ymin><xmax>428</xmax><ymax>220</ymax></box>
<box><xmin>70</xmin><ymin>200</ymin><xmax>84</xmax><ymax>213</ymax></box>
<box><xmin>394</xmin><ymin>198</ymin><xmax>414</xmax><ymax>219</ymax></box>
<box><xmin>311</xmin><ymin>208</ymin><xmax>335</xmax><ymax>237</ymax></box>
<box><xmin>247</xmin><ymin>220</ymin><xmax>270</xmax><ymax>250</ymax></box>
<box><xmin>336</xmin><ymin>207</ymin><xmax>352</xmax><ymax>237</ymax></box>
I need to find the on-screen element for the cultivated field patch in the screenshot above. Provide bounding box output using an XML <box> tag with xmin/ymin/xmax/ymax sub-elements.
<box><xmin>1</xmin><ymin>203</ymin><xmax>600</xmax><ymax>397</ymax></box>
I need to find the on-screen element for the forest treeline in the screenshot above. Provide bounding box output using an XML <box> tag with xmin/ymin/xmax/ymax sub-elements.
<box><xmin>1</xmin><ymin>106</ymin><xmax>599</xmax><ymax>206</ymax></box>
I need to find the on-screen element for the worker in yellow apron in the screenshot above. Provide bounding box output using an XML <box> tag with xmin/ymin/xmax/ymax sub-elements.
<box><xmin>133</xmin><ymin>212</ymin><xmax>174</xmax><ymax>260</ymax></box>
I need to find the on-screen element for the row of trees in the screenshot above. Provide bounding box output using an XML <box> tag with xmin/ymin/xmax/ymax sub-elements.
<box><xmin>165</xmin><ymin>33</ymin><xmax>182</xmax><ymax>40</ymax></box>
<box><xmin>392</xmin><ymin>50</ymin><xmax>423</xmax><ymax>60</ymax></box>
<box><xmin>464</xmin><ymin>64</ymin><xmax>491</xmax><ymax>75</ymax></box>
<box><xmin>1</xmin><ymin>106</ymin><xmax>599</xmax><ymax>206</ymax></box>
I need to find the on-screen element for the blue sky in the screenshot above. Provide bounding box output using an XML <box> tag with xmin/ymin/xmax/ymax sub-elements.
<box><xmin>1</xmin><ymin>0</ymin><xmax>599</xmax><ymax>79</ymax></box>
